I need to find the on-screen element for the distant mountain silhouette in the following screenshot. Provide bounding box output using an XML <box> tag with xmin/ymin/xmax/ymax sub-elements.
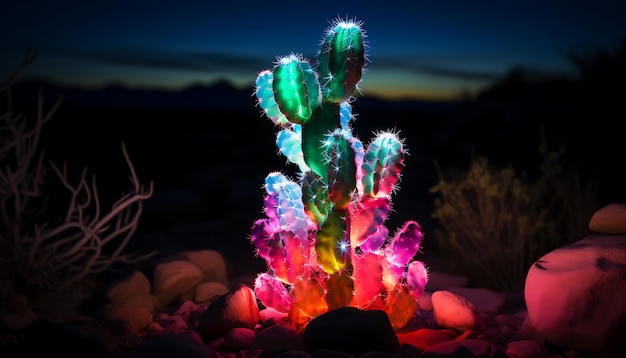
<box><xmin>10</xmin><ymin>79</ymin><xmax>461</xmax><ymax>113</ymax></box>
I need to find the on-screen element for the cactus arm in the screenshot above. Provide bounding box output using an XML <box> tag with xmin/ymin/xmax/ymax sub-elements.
<box><xmin>301</xmin><ymin>170</ymin><xmax>330</xmax><ymax>225</ymax></box>
<box><xmin>276</xmin><ymin>125</ymin><xmax>310</xmax><ymax>172</ymax></box>
<box><xmin>254</xmin><ymin>273</ymin><xmax>294</xmax><ymax>313</ymax></box>
<box><xmin>272</xmin><ymin>54</ymin><xmax>321</xmax><ymax>125</ymax></box>
<box><xmin>315</xmin><ymin>209</ymin><xmax>349</xmax><ymax>274</ymax></box>
<box><xmin>323</xmin><ymin>128</ymin><xmax>358</xmax><ymax>210</ymax></box>
<box><xmin>255</xmin><ymin>70</ymin><xmax>290</xmax><ymax>127</ymax></box>
<box><xmin>300</xmin><ymin>104</ymin><xmax>340</xmax><ymax>180</ymax></box>
<box><xmin>348</xmin><ymin>196</ymin><xmax>390</xmax><ymax>248</ymax></box>
<box><xmin>362</xmin><ymin>131</ymin><xmax>405</xmax><ymax>198</ymax></box>
<box><xmin>317</xmin><ymin>18</ymin><xmax>366</xmax><ymax>103</ymax></box>
<box><xmin>385</xmin><ymin>220</ymin><xmax>424</xmax><ymax>268</ymax></box>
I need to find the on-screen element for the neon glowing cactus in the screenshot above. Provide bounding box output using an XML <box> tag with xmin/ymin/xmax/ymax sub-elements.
<box><xmin>251</xmin><ymin>17</ymin><xmax>428</xmax><ymax>330</ymax></box>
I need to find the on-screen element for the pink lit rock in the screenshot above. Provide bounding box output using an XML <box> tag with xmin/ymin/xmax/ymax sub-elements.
<box><xmin>523</xmin><ymin>234</ymin><xmax>626</xmax><ymax>356</ymax></box>
<box><xmin>396</xmin><ymin>328</ymin><xmax>458</xmax><ymax>350</ymax></box>
<box><xmin>251</xmin><ymin>321</ymin><xmax>305</xmax><ymax>355</ymax></box>
<box><xmin>424</xmin><ymin>338</ymin><xmax>500</xmax><ymax>357</ymax></box>
<box><xmin>443</xmin><ymin>286</ymin><xmax>506</xmax><ymax>321</ymax></box>
<box><xmin>588</xmin><ymin>203</ymin><xmax>626</xmax><ymax>234</ymax></box>
<box><xmin>431</xmin><ymin>290</ymin><xmax>485</xmax><ymax>332</ymax></box>
<box><xmin>222</xmin><ymin>327</ymin><xmax>255</xmax><ymax>351</ymax></box>
<box><xmin>197</xmin><ymin>286</ymin><xmax>260</xmax><ymax>341</ymax></box>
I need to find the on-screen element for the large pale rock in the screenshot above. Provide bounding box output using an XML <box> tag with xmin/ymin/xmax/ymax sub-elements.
<box><xmin>589</xmin><ymin>203</ymin><xmax>626</xmax><ymax>234</ymax></box>
<box><xmin>431</xmin><ymin>290</ymin><xmax>485</xmax><ymax>332</ymax></box>
<box><xmin>153</xmin><ymin>260</ymin><xmax>203</xmax><ymax>308</ymax></box>
<box><xmin>523</xmin><ymin>234</ymin><xmax>626</xmax><ymax>356</ymax></box>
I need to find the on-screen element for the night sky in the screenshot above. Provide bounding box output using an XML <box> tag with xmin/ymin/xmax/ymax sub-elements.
<box><xmin>2</xmin><ymin>0</ymin><xmax>626</xmax><ymax>101</ymax></box>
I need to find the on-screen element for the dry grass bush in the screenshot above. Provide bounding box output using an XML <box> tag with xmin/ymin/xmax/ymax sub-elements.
<box><xmin>0</xmin><ymin>53</ymin><xmax>155</xmax><ymax>321</ymax></box>
<box><xmin>429</xmin><ymin>132</ymin><xmax>597</xmax><ymax>292</ymax></box>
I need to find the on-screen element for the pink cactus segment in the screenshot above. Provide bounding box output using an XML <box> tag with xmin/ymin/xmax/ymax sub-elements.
<box><xmin>385</xmin><ymin>221</ymin><xmax>423</xmax><ymax>268</ymax></box>
<box><xmin>351</xmin><ymin>252</ymin><xmax>384</xmax><ymax>308</ymax></box>
<box><xmin>348</xmin><ymin>196</ymin><xmax>390</xmax><ymax>247</ymax></box>
<box><xmin>380</xmin><ymin>255</ymin><xmax>402</xmax><ymax>291</ymax></box>
<box><xmin>250</xmin><ymin>218</ymin><xmax>280</xmax><ymax>261</ymax></box>
<box><xmin>263</xmin><ymin>194</ymin><xmax>279</xmax><ymax>219</ymax></box>
<box><xmin>254</xmin><ymin>273</ymin><xmax>294</xmax><ymax>313</ymax></box>
<box><xmin>279</xmin><ymin>230</ymin><xmax>307</xmax><ymax>283</ymax></box>
<box><xmin>406</xmin><ymin>260</ymin><xmax>429</xmax><ymax>298</ymax></box>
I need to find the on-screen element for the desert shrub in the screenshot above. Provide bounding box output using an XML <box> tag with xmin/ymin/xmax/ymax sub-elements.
<box><xmin>429</xmin><ymin>133</ymin><xmax>597</xmax><ymax>291</ymax></box>
<box><xmin>0</xmin><ymin>52</ymin><xmax>155</xmax><ymax>318</ymax></box>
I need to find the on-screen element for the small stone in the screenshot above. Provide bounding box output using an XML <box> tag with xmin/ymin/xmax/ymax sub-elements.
<box><xmin>197</xmin><ymin>285</ymin><xmax>260</xmax><ymax>341</ymax></box>
<box><xmin>431</xmin><ymin>290</ymin><xmax>485</xmax><ymax>332</ymax></box>
<box><xmin>589</xmin><ymin>203</ymin><xmax>626</xmax><ymax>234</ymax></box>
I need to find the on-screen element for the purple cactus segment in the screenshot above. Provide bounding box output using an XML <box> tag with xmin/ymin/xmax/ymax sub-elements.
<box><xmin>406</xmin><ymin>261</ymin><xmax>428</xmax><ymax>298</ymax></box>
<box><xmin>359</xmin><ymin>226</ymin><xmax>388</xmax><ymax>254</ymax></box>
<box><xmin>264</xmin><ymin>172</ymin><xmax>309</xmax><ymax>240</ymax></box>
<box><xmin>250</xmin><ymin>218</ymin><xmax>279</xmax><ymax>260</ymax></box>
<box><xmin>348</xmin><ymin>196</ymin><xmax>390</xmax><ymax>247</ymax></box>
<box><xmin>255</xmin><ymin>70</ymin><xmax>289</xmax><ymax>127</ymax></box>
<box><xmin>386</xmin><ymin>221</ymin><xmax>424</xmax><ymax>268</ymax></box>
<box><xmin>263</xmin><ymin>194</ymin><xmax>279</xmax><ymax>219</ymax></box>
<box><xmin>254</xmin><ymin>273</ymin><xmax>294</xmax><ymax>313</ymax></box>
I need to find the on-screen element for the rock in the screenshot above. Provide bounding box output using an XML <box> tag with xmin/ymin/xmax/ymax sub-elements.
<box><xmin>94</xmin><ymin>302</ymin><xmax>153</xmax><ymax>337</ymax></box>
<box><xmin>152</xmin><ymin>260</ymin><xmax>204</xmax><ymax>308</ymax></box>
<box><xmin>523</xmin><ymin>234</ymin><xmax>626</xmax><ymax>356</ymax></box>
<box><xmin>423</xmin><ymin>338</ymin><xmax>501</xmax><ymax>357</ymax></box>
<box><xmin>431</xmin><ymin>290</ymin><xmax>486</xmax><ymax>332</ymax></box>
<box><xmin>115</xmin><ymin>332</ymin><xmax>214</xmax><ymax>358</ymax></box>
<box><xmin>173</xmin><ymin>250</ymin><xmax>230</xmax><ymax>287</ymax></box>
<box><xmin>193</xmin><ymin>281</ymin><xmax>229</xmax><ymax>305</ymax></box>
<box><xmin>252</xmin><ymin>321</ymin><xmax>305</xmax><ymax>355</ymax></box>
<box><xmin>506</xmin><ymin>339</ymin><xmax>552</xmax><ymax>358</ymax></box>
<box><xmin>301</xmin><ymin>307</ymin><xmax>399</xmax><ymax>356</ymax></box>
<box><xmin>105</xmin><ymin>270</ymin><xmax>152</xmax><ymax>303</ymax></box>
<box><xmin>589</xmin><ymin>203</ymin><xmax>626</xmax><ymax>234</ymax></box>
<box><xmin>443</xmin><ymin>286</ymin><xmax>506</xmax><ymax>320</ymax></box>
<box><xmin>222</xmin><ymin>327</ymin><xmax>255</xmax><ymax>351</ymax></box>
<box><xmin>197</xmin><ymin>286</ymin><xmax>260</xmax><ymax>341</ymax></box>
<box><xmin>0</xmin><ymin>293</ymin><xmax>37</xmax><ymax>331</ymax></box>
<box><xmin>396</xmin><ymin>328</ymin><xmax>458</xmax><ymax>350</ymax></box>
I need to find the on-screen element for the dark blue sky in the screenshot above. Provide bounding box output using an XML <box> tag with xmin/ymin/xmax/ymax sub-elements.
<box><xmin>2</xmin><ymin>0</ymin><xmax>625</xmax><ymax>100</ymax></box>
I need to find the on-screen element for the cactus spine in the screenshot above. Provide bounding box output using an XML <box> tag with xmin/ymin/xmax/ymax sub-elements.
<box><xmin>251</xmin><ymin>17</ymin><xmax>428</xmax><ymax>331</ymax></box>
